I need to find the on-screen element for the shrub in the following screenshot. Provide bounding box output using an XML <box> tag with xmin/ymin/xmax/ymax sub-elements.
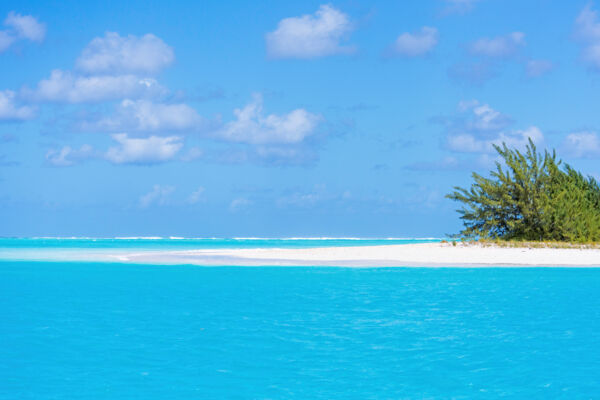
<box><xmin>446</xmin><ymin>139</ymin><xmax>600</xmax><ymax>242</ymax></box>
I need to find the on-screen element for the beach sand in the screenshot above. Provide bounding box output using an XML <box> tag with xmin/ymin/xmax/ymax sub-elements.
<box><xmin>119</xmin><ymin>242</ymin><xmax>600</xmax><ymax>267</ymax></box>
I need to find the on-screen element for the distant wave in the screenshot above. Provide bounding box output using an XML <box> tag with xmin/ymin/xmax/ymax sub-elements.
<box><xmin>8</xmin><ymin>236</ymin><xmax>443</xmax><ymax>241</ymax></box>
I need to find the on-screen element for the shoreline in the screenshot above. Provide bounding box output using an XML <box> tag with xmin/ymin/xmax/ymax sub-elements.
<box><xmin>118</xmin><ymin>242</ymin><xmax>600</xmax><ymax>267</ymax></box>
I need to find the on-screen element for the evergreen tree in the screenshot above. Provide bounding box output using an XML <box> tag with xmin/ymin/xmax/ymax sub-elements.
<box><xmin>447</xmin><ymin>139</ymin><xmax>600</xmax><ymax>242</ymax></box>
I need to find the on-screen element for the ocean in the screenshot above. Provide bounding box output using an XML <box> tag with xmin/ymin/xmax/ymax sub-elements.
<box><xmin>1</xmin><ymin>239</ymin><xmax>599</xmax><ymax>398</ymax></box>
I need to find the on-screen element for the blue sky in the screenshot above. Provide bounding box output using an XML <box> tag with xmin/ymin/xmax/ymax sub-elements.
<box><xmin>2</xmin><ymin>0</ymin><xmax>600</xmax><ymax>237</ymax></box>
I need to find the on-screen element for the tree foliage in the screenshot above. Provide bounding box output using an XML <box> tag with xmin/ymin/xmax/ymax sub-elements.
<box><xmin>446</xmin><ymin>139</ymin><xmax>600</xmax><ymax>242</ymax></box>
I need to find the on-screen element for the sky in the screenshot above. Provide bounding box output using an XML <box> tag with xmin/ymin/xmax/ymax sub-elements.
<box><xmin>2</xmin><ymin>0</ymin><xmax>600</xmax><ymax>237</ymax></box>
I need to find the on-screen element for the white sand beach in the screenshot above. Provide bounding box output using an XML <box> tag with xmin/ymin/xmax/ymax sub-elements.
<box><xmin>119</xmin><ymin>242</ymin><xmax>600</xmax><ymax>267</ymax></box>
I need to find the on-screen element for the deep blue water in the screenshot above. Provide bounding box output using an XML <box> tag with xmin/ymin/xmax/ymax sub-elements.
<box><xmin>1</xmin><ymin>262</ymin><xmax>599</xmax><ymax>399</ymax></box>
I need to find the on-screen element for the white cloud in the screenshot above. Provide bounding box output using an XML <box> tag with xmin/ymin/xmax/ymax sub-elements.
<box><xmin>575</xmin><ymin>4</ymin><xmax>600</xmax><ymax>70</ymax></box>
<box><xmin>562</xmin><ymin>131</ymin><xmax>600</xmax><ymax>158</ymax></box>
<box><xmin>45</xmin><ymin>144</ymin><xmax>93</xmax><ymax>166</ymax></box>
<box><xmin>469</xmin><ymin>32</ymin><xmax>525</xmax><ymax>57</ymax></box>
<box><xmin>456</xmin><ymin>100</ymin><xmax>511</xmax><ymax>132</ymax></box>
<box><xmin>442</xmin><ymin>0</ymin><xmax>480</xmax><ymax>14</ymax></box>
<box><xmin>0</xmin><ymin>90</ymin><xmax>35</xmax><ymax>120</ymax></box>
<box><xmin>218</xmin><ymin>94</ymin><xmax>321</xmax><ymax>145</ymax></box>
<box><xmin>390</xmin><ymin>27</ymin><xmax>438</xmax><ymax>57</ymax></box>
<box><xmin>276</xmin><ymin>184</ymin><xmax>352</xmax><ymax>208</ymax></box>
<box><xmin>0</xmin><ymin>30</ymin><xmax>15</xmax><ymax>52</ymax></box>
<box><xmin>187</xmin><ymin>186</ymin><xmax>205</xmax><ymax>204</ymax></box>
<box><xmin>277</xmin><ymin>191</ymin><xmax>321</xmax><ymax>208</ymax></box>
<box><xmin>105</xmin><ymin>133</ymin><xmax>183</xmax><ymax>165</ymax></box>
<box><xmin>442</xmin><ymin>100</ymin><xmax>543</xmax><ymax>154</ymax></box>
<box><xmin>525</xmin><ymin>59</ymin><xmax>553</xmax><ymax>77</ymax></box>
<box><xmin>0</xmin><ymin>12</ymin><xmax>45</xmax><ymax>53</ymax></box>
<box><xmin>180</xmin><ymin>147</ymin><xmax>203</xmax><ymax>162</ymax></box>
<box><xmin>229</xmin><ymin>197</ymin><xmax>251</xmax><ymax>212</ymax></box>
<box><xmin>83</xmin><ymin>99</ymin><xmax>204</xmax><ymax>132</ymax></box>
<box><xmin>447</xmin><ymin>61</ymin><xmax>496</xmax><ymax>85</ymax></box>
<box><xmin>76</xmin><ymin>32</ymin><xmax>174</xmax><ymax>75</ymax></box>
<box><xmin>266</xmin><ymin>4</ymin><xmax>354</xmax><ymax>59</ymax></box>
<box><xmin>4</xmin><ymin>12</ymin><xmax>45</xmax><ymax>42</ymax></box>
<box><xmin>447</xmin><ymin>126</ymin><xmax>544</xmax><ymax>153</ymax></box>
<box><xmin>139</xmin><ymin>184</ymin><xmax>175</xmax><ymax>208</ymax></box>
<box><xmin>28</xmin><ymin>69</ymin><xmax>167</xmax><ymax>103</ymax></box>
<box><xmin>24</xmin><ymin>32</ymin><xmax>174</xmax><ymax>104</ymax></box>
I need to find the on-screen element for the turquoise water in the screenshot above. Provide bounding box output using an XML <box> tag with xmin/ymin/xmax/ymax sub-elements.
<box><xmin>0</xmin><ymin>237</ymin><xmax>439</xmax><ymax>263</ymax></box>
<box><xmin>1</xmin><ymin>261</ymin><xmax>599</xmax><ymax>398</ymax></box>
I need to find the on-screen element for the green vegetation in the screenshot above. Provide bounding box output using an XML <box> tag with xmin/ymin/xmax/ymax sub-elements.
<box><xmin>447</xmin><ymin>139</ymin><xmax>600</xmax><ymax>243</ymax></box>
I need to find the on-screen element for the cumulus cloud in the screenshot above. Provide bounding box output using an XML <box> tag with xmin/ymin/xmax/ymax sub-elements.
<box><xmin>218</xmin><ymin>94</ymin><xmax>321</xmax><ymax>145</ymax></box>
<box><xmin>81</xmin><ymin>99</ymin><xmax>204</xmax><ymax>132</ymax></box>
<box><xmin>26</xmin><ymin>70</ymin><xmax>167</xmax><ymax>103</ymax></box>
<box><xmin>390</xmin><ymin>27</ymin><xmax>438</xmax><ymax>57</ymax></box>
<box><xmin>76</xmin><ymin>32</ymin><xmax>174</xmax><ymax>75</ymax></box>
<box><xmin>4</xmin><ymin>12</ymin><xmax>45</xmax><ymax>42</ymax></box>
<box><xmin>139</xmin><ymin>184</ymin><xmax>175</xmax><ymax>208</ymax></box>
<box><xmin>469</xmin><ymin>32</ymin><xmax>525</xmax><ymax>57</ymax></box>
<box><xmin>0</xmin><ymin>90</ymin><xmax>35</xmax><ymax>120</ymax></box>
<box><xmin>45</xmin><ymin>144</ymin><xmax>94</xmax><ymax>167</ymax></box>
<box><xmin>562</xmin><ymin>131</ymin><xmax>600</xmax><ymax>158</ymax></box>
<box><xmin>105</xmin><ymin>133</ymin><xmax>183</xmax><ymax>165</ymax></box>
<box><xmin>525</xmin><ymin>59</ymin><xmax>553</xmax><ymax>77</ymax></box>
<box><xmin>24</xmin><ymin>32</ymin><xmax>173</xmax><ymax>104</ymax></box>
<box><xmin>0</xmin><ymin>12</ymin><xmax>45</xmax><ymax>52</ymax></box>
<box><xmin>266</xmin><ymin>4</ymin><xmax>354</xmax><ymax>59</ymax></box>
<box><xmin>574</xmin><ymin>4</ymin><xmax>600</xmax><ymax>70</ymax></box>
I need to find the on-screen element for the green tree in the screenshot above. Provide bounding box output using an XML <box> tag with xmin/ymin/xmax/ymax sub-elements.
<box><xmin>446</xmin><ymin>139</ymin><xmax>600</xmax><ymax>242</ymax></box>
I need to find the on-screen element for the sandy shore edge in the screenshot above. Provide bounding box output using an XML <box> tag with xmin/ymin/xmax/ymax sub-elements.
<box><xmin>120</xmin><ymin>242</ymin><xmax>600</xmax><ymax>267</ymax></box>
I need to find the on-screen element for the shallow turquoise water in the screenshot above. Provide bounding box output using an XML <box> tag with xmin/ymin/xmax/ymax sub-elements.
<box><xmin>0</xmin><ymin>237</ymin><xmax>439</xmax><ymax>262</ymax></box>
<box><xmin>1</xmin><ymin>262</ymin><xmax>599</xmax><ymax>399</ymax></box>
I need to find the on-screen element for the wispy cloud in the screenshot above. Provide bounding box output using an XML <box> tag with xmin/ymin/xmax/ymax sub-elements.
<box><xmin>574</xmin><ymin>4</ymin><xmax>600</xmax><ymax>70</ymax></box>
<box><xmin>139</xmin><ymin>184</ymin><xmax>175</xmax><ymax>208</ymax></box>
<box><xmin>469</xmin><ymin>32</ymin><xmax>525</xmax><ymax>58</ymax></box>
<box><xmin>186</xmin><ymin>187</ymin><xmax>205</xmax><ymax>205</ymax></box>
<box><xmin>229</xmin><ymin>197</ymin><xmax>251</xmax><ymax>212</ymax></box>
<box><xmin>436</xmin><ymin>100</ymin><xmax>543</xmax><ymax>154</ymax></box>
<box><xmin>45</xmin><ymin>144</ymin><xmax>94</xmax><ymax>167</ymax></box>
<box><xmin>0</xmin><ymin>90</ymin><xmax>36</xmax><ymax>120</ymax></box>
<box><xmin>525</xmin><ymin>59</ymin><xmax>554</xmax><ymax>78</ymax></box>
<box><xmin>446</xmin><ymin>126</ymin><xmax>543</xmax><ymax>153</ymax></box>
<box><xmin>441</xmin><ymin>0</ymin><xmax>481</xmax><ymax>15</ymax></box>
<box><xmin>388</xmin><ymin>27</ymin><xmax>438</xmax><ymax>57</ymax></box>
<box><xmin>0</xmin><ymin>11</ymin><xmax>45</xmax><ymax>52</ymax></box>
<box><xmin>266</xmin><ymin>4</ymin><xmax>355</xmax><ymax>59</ymax></box>
<box><xmin>79</xmin><ymin>99</ymin><xmax>205</xmax><ymax>132</ymax></box>
<box><xmin>562</xmin><ymin>131</ymin><xmax>600</xmax><ymax>158</ymax></box>
<box><xmin>449</xmin><ymin>32</ymin><xmax>526</xmax><ymax>85</ymax></box>
<box><xmin>447</xmin><ymin>61</ymin><xmax>497</xmax><ymax>86</ymax></box>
